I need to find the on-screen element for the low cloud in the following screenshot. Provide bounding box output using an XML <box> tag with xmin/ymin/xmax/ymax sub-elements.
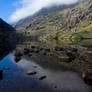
<box><xmin>9</xmin><ymin>0</ymin><xmax>78</xmax><ymax>22</ymax></box>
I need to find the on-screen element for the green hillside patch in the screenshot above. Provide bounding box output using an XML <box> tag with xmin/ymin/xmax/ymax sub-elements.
<box><xmin>42</xmin><ymin>24</ymin><xmax>92</xmax><ymax>47</ymax></box>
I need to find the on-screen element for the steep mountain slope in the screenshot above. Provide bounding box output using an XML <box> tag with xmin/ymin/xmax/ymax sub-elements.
<box><xmin>14</xmin><ymin>2</ymin><xmax>78</xmax><ymax>32</ymax></box>
<box><xmin>0</xmin><ymin>18</ymin><xmax>18</xmax><ymax>59</ymax></box>
<box><xmin>15</xmin><ymin>0</ymin><xmax>92</xmax><ymax>46</ymax></box>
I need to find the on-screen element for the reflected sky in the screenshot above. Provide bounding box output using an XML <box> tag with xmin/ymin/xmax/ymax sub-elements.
<box><xmin>0</xmin><ymin>53</ymin><xmax>90</xmax><ymax>92</ymax></box>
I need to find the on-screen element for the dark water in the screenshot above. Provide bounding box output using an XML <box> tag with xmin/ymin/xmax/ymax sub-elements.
<box><xmin>0</xmin><ymin>53</ymin><xmax>90</xmax><ymax>92</ymax></box>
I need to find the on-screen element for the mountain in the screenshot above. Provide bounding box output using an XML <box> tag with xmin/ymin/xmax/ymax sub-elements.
<box><xmin>0</xmin><ymin>18</ymin><xmax>15</xmax><ymax>32</ymax></box>
<box><xmin>14</xmin><ymin>2</ymin><xmax>78</xmax><ymax>32</ymax></box>
<box><xmin>0</xmin><ymin>18</ymin><xmax>18</xmax><ymax>60</ymax></box>
<box><xmin>14</xmin><ymin>0</ymin><xmax>92</xmax><ymax>46</ymax></box>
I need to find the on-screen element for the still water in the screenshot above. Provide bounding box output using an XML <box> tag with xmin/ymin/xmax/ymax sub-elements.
<box><xmin>0</xmin><ymin>53</ymin><xmax>90</xmax><ymax>92</ymax></box>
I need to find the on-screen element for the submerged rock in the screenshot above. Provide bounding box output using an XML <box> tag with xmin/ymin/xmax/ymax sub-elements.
<box><xmin>39</xmin><ymin>76</ymin><xmax>47</xmax><ymax>80</ymax></box>
<box><xmin>27</xmin><ymin>70</ymin><xmax>37</xmax><ymax>75</ymax></box>
<box><xmin>14</xmin><ymin>57</ymin><xmax>21</xmax><ymax>63</ymax></box>
<box><xmin>54</xmin><ymin>86</ymin><xmax>58</xmax><ymax>89</ymax></box>
<box><xmin>4</xmin><ymin>67</ymin><xmax>10</xmax><ymax>70</ymax></box>
<box><xmin>33</xmin><ymin>66</ymin><xmax>37</xmax><ymax>68</ymax></box>
<box><xmin>28</xmin><ymin>53</ymin><xmax>32</xmax><ymax>57</ymax></box>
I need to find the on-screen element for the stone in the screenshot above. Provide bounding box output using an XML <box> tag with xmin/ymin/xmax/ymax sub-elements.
<box><xmin>28</xmin><ymin>53</ymin><xmax>32</xmax><ymax>57</ymax></box>
<box><xmin>27</xmin><ymin>70</ymin><xmax>37</xmax><ymax>75</ymax></box>
<box><xmin>54</xmin><ymin>86</ymin><xmax>58</xmax><ymax>88</ymax></box>
<box><xmin>14</xmin><ymin>57</ymin><xmax>21</xmax><ymax>63</ymax></box>
<box><xmin>39</xmin><ymin>76</ymin><xmax>47</xmax><ymax>80</ymax></box>
<box><xmin>33</xmin><ymin>66</ymin><xmax>37</xmax><ymax>68</ymax></box>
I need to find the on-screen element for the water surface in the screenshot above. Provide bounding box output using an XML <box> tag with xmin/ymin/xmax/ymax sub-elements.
<box><xmin>0</xmin><ymin>53</ymin><xmax>90</xmax><ymax>92</ymax></box>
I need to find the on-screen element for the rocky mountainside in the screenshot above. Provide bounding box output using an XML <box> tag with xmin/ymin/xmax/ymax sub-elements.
<box><xmin>14</xmin><ymin>2</ymin><xmax>78</xmax><ymax>32</ymax></box>
<box><xmin>15</xmin><ymin>0</ymin><xmax>92</xmax><ymax>46</ymax></box>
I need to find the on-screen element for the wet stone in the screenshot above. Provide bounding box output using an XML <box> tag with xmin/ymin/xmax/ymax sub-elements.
<box><xmin>28</xmin><ymin>54</ymin><xmax>32</xmax><ymax>57</ymax></box>
<box><xmin>33</xmin><ymin>66</ymin><xmax>37</xmax><ymax>68</ymax></box>
<box><xmin>54</xmin><ymin>86</ymin><xmax>58</xmax><ymax>89</ymax></box>
<box><xmin>27</xmin><ymin>70</ymin><xmax>37</xmax><ymax>75</ymax></box>
<box><xmin>39</xmin><ymin>76</ymin><xmax>47</xmax><ymax>80</ymax></box>
<box><xmin>14</xmin><ymin>57</ymin><xmax>21</xmax><ymax>63</ymax></box>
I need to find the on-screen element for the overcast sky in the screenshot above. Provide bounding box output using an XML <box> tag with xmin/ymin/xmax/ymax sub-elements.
<box><xmin>0</xmin><ymin>0</ymin><xmax>79</xmax><ymax>23</ymax></box>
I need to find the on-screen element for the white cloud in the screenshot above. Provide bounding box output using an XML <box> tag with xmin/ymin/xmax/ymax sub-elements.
<box><xmin>9</xmin><ymin>0</ymin><xmax>78</xmax><ymax>22</ymax></box>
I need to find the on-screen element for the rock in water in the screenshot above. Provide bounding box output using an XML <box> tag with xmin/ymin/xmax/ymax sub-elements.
<box><xmin>39</xmin><ymin>76</ymin><xmax>47</xmax><ymax>80</ymax></box>
<box><xmin>4</xmin><ymin>67</ymin><xmax>10</xmax><ymax>70</ymax></box>
<box><xmin>27</xmin><ymin>70</ymin><xmax>37</xmax><ymax>75</ymax></box>
<box><xmin>14</xmin><ymin>57</ymin><xmax>21</xmax><ymax>63</ymax></box>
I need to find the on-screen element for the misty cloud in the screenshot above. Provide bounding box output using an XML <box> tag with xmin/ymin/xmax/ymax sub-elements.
<box><xmin>9</xmin><ymin>0</ymin><xmax>78</xmax><ymax>22</ymax></box>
